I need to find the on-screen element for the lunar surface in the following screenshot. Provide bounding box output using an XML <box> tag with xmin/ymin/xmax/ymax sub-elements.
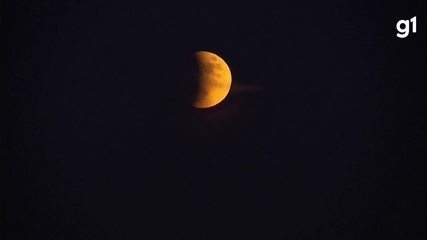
<box><xmin>193</xmin><ymin>51</ymin><xmax>232</xmax><ymax>109</ymax></box>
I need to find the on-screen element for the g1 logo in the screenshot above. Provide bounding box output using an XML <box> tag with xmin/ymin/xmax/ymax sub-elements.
<box><xmin>396</xmin><ymin>16</ymin><xmax>417</xmax><ymax>38</ymax></box>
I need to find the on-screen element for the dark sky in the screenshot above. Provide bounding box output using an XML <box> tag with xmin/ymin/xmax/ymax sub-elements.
<box><xmin>2</xmin><ymin>1</ymin><xmax>427</xmax><ymax>239</ymax></box>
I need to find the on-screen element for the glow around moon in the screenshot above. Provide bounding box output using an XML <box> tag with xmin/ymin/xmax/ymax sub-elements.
<box><xmin>193</xmin><ymin>51</ymin><xmax>232</xmax><ymax>109</ymax></box>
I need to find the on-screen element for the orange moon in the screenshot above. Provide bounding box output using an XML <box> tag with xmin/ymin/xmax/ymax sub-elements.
<box><xmin>193</xmin><ymin>51</ymin><xmax>232</xmax><ymax>109</ymax></box>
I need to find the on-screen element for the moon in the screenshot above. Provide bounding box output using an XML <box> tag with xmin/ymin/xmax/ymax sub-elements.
<box><xmin>193</xmin><ymin>51</ymin><xmax>232</xmax><ymax>109</ymax></box>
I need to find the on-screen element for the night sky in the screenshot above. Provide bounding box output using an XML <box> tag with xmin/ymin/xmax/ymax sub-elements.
<box><xmin>2</xmin><ymin>1</ymin><xmax>427</xmax><ymax>239</ymax></box>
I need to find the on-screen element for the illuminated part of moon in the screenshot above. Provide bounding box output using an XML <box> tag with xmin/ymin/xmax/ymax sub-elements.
<box><xmin>193</xmin><ymin>51</ymin><xmax>232</xmax><ymax>109</ymax></box>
